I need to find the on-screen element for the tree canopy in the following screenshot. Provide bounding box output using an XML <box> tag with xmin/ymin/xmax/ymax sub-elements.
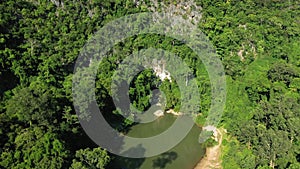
<box><xmin>1</xmin><ymin>0</ymin><xmax>299</xmax><ymax>168</ymax></box>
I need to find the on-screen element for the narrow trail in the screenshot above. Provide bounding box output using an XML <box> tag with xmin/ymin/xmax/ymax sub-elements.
<box><xmin>194</xmin><ymin>129</ymin><xmax>223</xmax><ymax>169</ymax></box>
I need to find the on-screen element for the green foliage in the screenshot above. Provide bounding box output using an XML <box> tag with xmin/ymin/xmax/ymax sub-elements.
<box><xmin>70</xmin><ymin>147</ymin><xmax>110</xmax><ymax>169</ymax></box>
<box><xmin>268</xmin><ymin>62</ymin><xmax>299</xmax><ymax>86</ymax></box>
<box><xmin>222</xmin><ymin>138</ymin><xmax>256</xmax><ymax>169</ymax></box>
<box><xmin>159</xmin><ymin>79</ymin><xmax>181</xmax><ymax>112</ymax></box>
<box><xmin>203</xmin><ymin>137</ymin><xmax>218</xmax><ymax>148</ymax></box>
<box><xmin>5</xmin><ymin>86</ymin><xmax>57</xmax><ymax>126</ymax></box>
<box><xmin>129</xmin><ymin>69</ymin><xmax>160</xmax><ymax>112</ymax></box>
<box><xmin>198</xmin><ymin>0</ymin><xmax>300</xmax><ymax>168</ymax></box>
<box><xmin>0</xmin><ymin>127</ymin><xmax>69</xmax><ymax>169</ymax></box>
<box><xmin>1</xmin><ymin>0</ymin><xmax>300</xmax><ymax>168</ymax></box>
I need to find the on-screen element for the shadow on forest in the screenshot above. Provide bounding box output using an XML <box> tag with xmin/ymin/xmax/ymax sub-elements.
<box><xmin>0</xmin><ymin>71</ymin><xmax>19</xmax><ymax>96</ymax></box>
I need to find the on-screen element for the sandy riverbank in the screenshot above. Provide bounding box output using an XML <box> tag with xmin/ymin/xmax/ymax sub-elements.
<box><xmin>194</xmin><ymin>128</ymin><xmax>223</xmax><ymax>169</ymax></box>
<box><xmin>153</xmin><ymin>109</ymin><xmax>183</xmax><ymax>117</ymax></box>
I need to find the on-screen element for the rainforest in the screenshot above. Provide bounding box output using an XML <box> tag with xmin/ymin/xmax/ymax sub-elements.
<box><xmin>0</xmin><ymin>0</ymin><xmax>300</xmax><ymax>169</ymax></box>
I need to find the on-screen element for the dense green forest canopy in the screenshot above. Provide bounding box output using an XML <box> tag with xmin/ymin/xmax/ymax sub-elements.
<box><xmin>0</xmin><ymin>0</ymin><xmax>300</xmax><ymax>168</ymax></box>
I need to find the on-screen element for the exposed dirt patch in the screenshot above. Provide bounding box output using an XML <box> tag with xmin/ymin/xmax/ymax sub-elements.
<box><xmin>194</xmin><ymin>128</ymin><xmax>223</xmax><ymax>169</ymax></box>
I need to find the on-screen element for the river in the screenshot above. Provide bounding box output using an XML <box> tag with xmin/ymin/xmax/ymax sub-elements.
<box><xmin>107</xmin><ymin>113</ymin><xmax>205</xmax><ymax>169</ymax></box>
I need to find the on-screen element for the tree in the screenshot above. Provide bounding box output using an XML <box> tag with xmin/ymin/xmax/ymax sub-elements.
<box><xmin>70</xmin><ymin>147</ymin><xmax>110</xmax><ymax>169</ymax></box>
<box><xmin>0</xmin><ymin>127</ymin><xmax>69</xmax><ymax>169</ymax></box>
<box><xmin>267</xmin><ymin>62</ymin><xmax>299</xmax><ymax>86</ymax></box>
<box><xmin>5</xmin><ymin>86</ymin><xmax>58</xmax><ymax>126</ymax></box>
